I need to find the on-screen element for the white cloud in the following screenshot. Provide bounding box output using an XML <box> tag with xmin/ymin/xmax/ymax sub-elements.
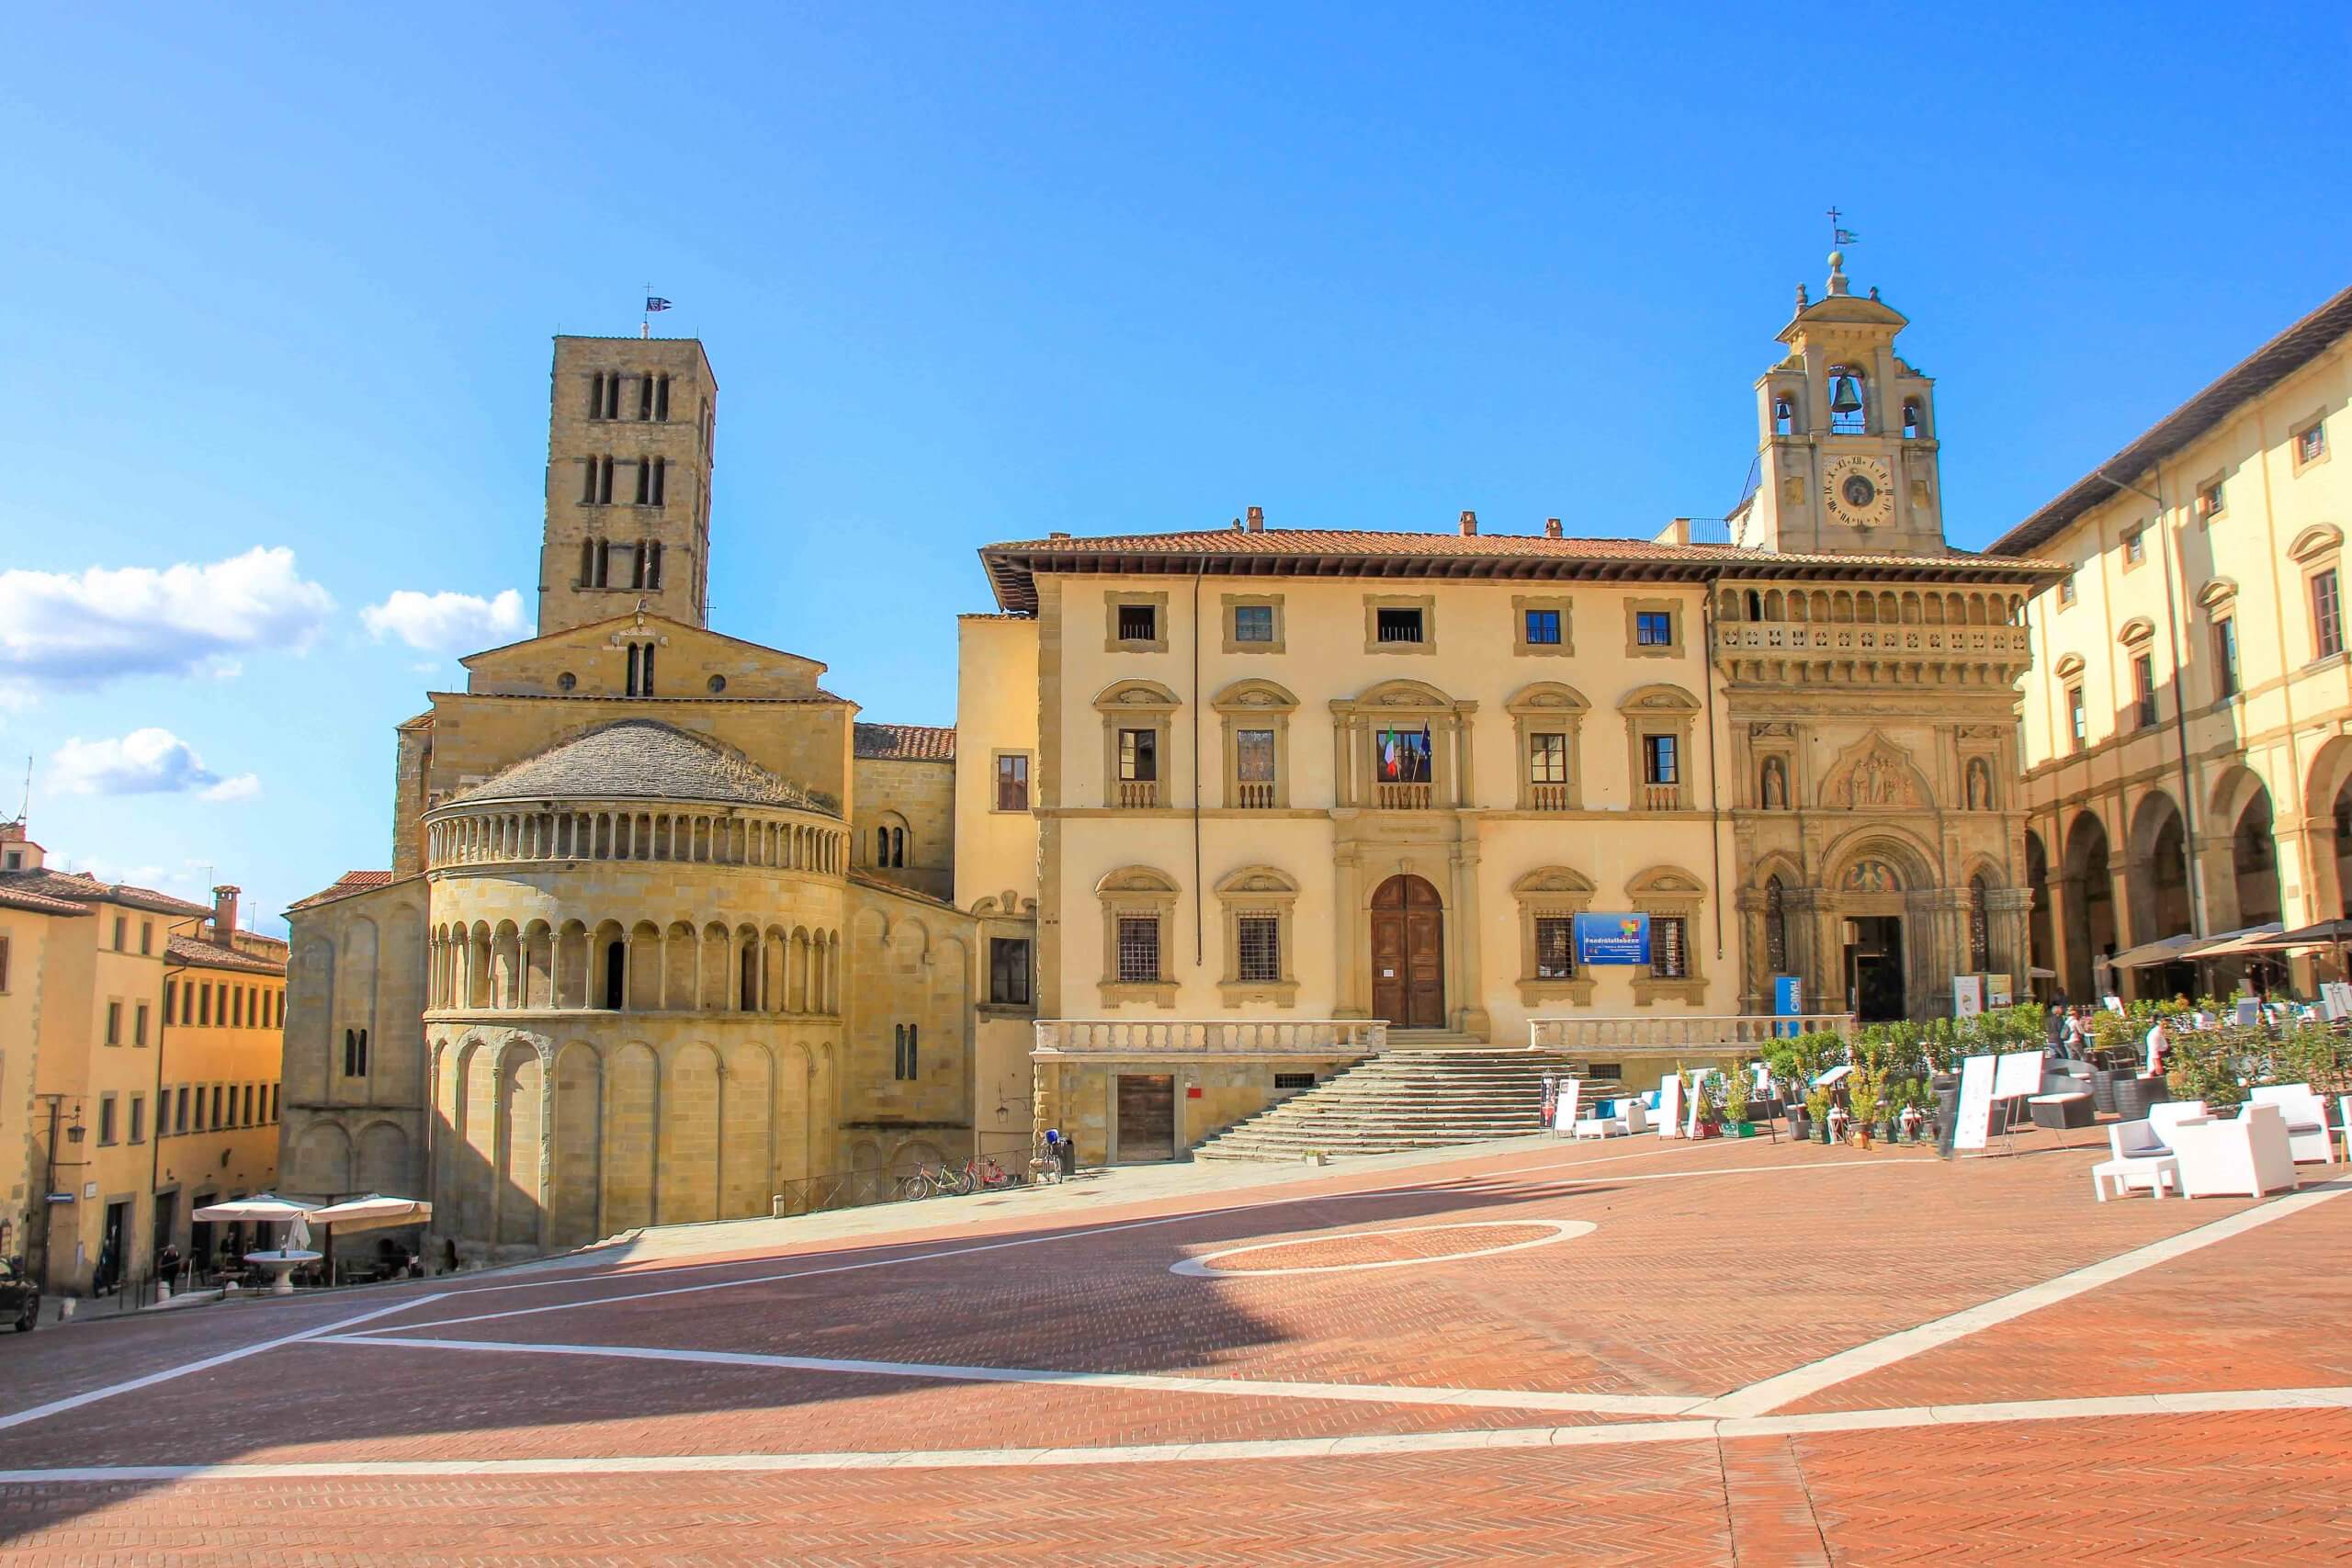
<box><xmin>361</xmin><ymin>588</ymin><xmax>527</xmax><ymax>654</ymax></box>
<box><xmin>0</xmin><ymin>547</ymin><xmax>334</xmax><ymax>702</ymax></box>
<box><xmin>50</xmin><ymin>728</ymin><xmax>261</xmax><ymax>802</ymax></box>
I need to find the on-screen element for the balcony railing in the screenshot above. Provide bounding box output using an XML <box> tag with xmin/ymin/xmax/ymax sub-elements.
<box><xmin>1115</xmin><ymin>780</ymin><xmax>1160</xmax><ymax>808</ymax></box>
<box><xmin>1528</xmin><ymin>782</ymin><xmax>1572</xmax><ymax>811</ymax></box>
<box><xmin>1715</xmin><ymin>624</ymin><xmax>2030</xmax><ymax>660</ymax></box>
<box><xmin>1374</xmin><ymin>781</ymin><xmax>1434</xmax><ymax>810</ymax></box>
<box><xmin>1529</xmin><ymin>1012</ymin><xmax>1856</xmax><ymax>1055</ymax></box>
<box><xmin>1639</xmin><ymin>782</ymin><xmax>1684</xmax><ymax>811</ymax></box>
<box><xmin>1035</xmin><ymin>1019</ymin><xmax>1389</xmax><ymax>1058</ymax></box>
<box><xmin>1234</xmin><ymin>781</ymin><xmax>1277</xmax><ymax>809</ymax></box>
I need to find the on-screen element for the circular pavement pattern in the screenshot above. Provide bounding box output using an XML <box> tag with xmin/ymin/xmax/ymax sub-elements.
<box><xmin>1170</xmin><ymin>1218</ymin><xmax>1595</xmax><ymax>1278</ymax></box>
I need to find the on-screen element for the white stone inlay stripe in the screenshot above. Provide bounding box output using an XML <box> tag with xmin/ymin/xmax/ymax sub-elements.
<box><xmin>0</xmin><ymin>1294</ymin><xmax>442</xmax><ymax>1434</ymax></box>
<box><xmin>1698</xmin><ymin>1178</ymin><xmax>2352</xmax><ymax>1419</ymax></box>
<box><xmin>1170</xmin><ymin>1219</ymin><xmax>1594</xmax><ymax>1278</ymax></box>
<box><xmin>316</xmin><ymin>1330</ymin><xmax>1702</xmax><ymax>1416</ymax></box>
<box><xmin>2</xmin><ymin>1385</ymin><xmax>2346</xmax><ymax>1484</ymax></box>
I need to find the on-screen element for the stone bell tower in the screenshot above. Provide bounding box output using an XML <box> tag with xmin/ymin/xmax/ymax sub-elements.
<box><xmin>537</xmin><ymin>335</ymin><xmax>718</xmax><ymax>634</ymax></box>
<box><xmin>1739</xmin><ymin>254</ymin><xmax>1946</xmax><ymax>557</ymax></box>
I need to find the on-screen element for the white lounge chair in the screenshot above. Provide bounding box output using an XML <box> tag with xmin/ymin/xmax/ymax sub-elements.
<box><xmin>2090</xmin><ymin>1118</ymin><xmax>2179</xmax><ymax>1201</ymax></box>
<box><xmin>2147</xmin><ymin>1099</ymin><xmax>2208</xmax><ymax>1144</ymax></box>
<box><xmin>1573</xmin><ymin>1100</ymin><xmax>1648</xmax><ymax>1139</ymax></box>
<box><xmin>2168</xmin><ymin>1102</ymin><xmax>2299</xmax><ymax>1199</ymax></box>
<box><xmin>2249</xmin><ymin>1084</ymin><xmax>2334</xmax><ymax>1164</ymax></box>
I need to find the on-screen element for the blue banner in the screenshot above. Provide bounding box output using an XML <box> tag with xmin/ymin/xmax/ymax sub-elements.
<box><xmin>1574</xmin><ymin>912</ymin><xmax>1651</xmax><ymax>966</ymax></box>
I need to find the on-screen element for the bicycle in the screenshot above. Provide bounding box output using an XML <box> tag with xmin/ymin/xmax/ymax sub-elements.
<box><xmin>962</xmin><ymin>1155</ymin><xmax>1023</xmax><ymax>1192</ymax></box>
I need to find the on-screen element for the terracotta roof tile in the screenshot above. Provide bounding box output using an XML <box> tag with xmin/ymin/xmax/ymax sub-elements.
<box><xmin>977</xmin><ymin>526</ymin><xmax>2064</xmax><ymax>614</ymax></box>
<box><xmin>854</xmin><ymin>723</ymin><xmax>956</xmax><ymax>762</ymax></box>
<box><xmin>0</xmin><ymin>884</ymin><xmax>93</xmax><ymax>917</ymax></box>
<box><xmin>287</xmin><ymin>870</ymin><xmax>398</xmax><ymax>912</ymax></box>
<box><xmin>166</xmin><ymin>933</ymin><xmax>287</xmax><ymax>976</ymax></box>
<box><xmin>0</xmin><ymin>868</ymin><xmax>211</xmax><ymax>918</ymax></box>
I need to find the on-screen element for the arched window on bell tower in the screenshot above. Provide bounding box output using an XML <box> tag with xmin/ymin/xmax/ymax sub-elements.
<box><xmin>1773</xmin><ymin>392</ymin><xmax>1796</xmax><ymax>436</ymax></box>
<box><xmin>1828</xmin><ymin>366</ymin><xmax>1868</xmax><ymax>434</ymax></box>
<box><xmin>1903</xmin><ymin>398</ymin><xmax>1925</xmax><ymax>440</ymax></box>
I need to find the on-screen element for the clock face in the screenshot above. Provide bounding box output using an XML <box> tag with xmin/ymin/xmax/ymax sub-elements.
<box><xmin>1823</xmin><ymin>456</ymin><xmax>1895</xmax><ymax>530</ymax></box>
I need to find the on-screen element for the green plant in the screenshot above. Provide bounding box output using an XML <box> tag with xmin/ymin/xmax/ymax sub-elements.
<box><xmin>1724</xmin><ymin>1063</ymin><xmax>1750</xmax><ymax>1123</ymax></box>
<box><xmin>1848</xmin><ymin>1066</ymin><xmax>1884</xmax><ymax>1131</ymax></box>
<box><xmin>1804</xmin><ymin>1085</ymin><xmax>1831</xmax><ymax>1123</ymax></box>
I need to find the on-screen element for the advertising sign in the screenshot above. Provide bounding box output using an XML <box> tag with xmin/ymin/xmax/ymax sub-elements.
<box><xmin>1656</xmin><ymin>1072</ymin><xmax>1684</xmax><ymax>1139</ymax></box>
<box><xmin>1575</xmin><ymin>912</ymin><xmax>1652</xmax><ymax>966</ymax></box>
<box><xmin>1552</xmin><ymin>1077</ymin><xmax>1583</xmax><ymax>1133</ymax></box>
<box><xmin>1992</xmin><ymin>1049</ymin><xmax>2045</xmax><ymax>1100</ymax></box>
<box><xmin>1953</xmin><ymin>1054</ymin><xmax>1998</xmax><ymax>1151</ymax></box>
<box><xmin>1986</xmin><ymin>972</ymin><xmax>2015</xmax><ymax>1008</ymax></box>
<box><xmin>1952</xmin><ymin>975</ymin><xmax>1984</xmax><ymax>1018</ymax></box>
<box><xmin>1772</xmin><ymin>975</ymin><xmax>1804</xmax><ymax>1036</ymax></box>
<box><xmin>2323</xmin><ymin>981</ymin><xmax>2352</xmax><ymax>1021</ymax></box>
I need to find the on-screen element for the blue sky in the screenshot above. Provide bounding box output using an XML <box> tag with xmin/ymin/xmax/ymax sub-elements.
<box><xmin>5</xmin><ymin>3</ymin><xmax>2346</xmax><ymax>932</ymax></box>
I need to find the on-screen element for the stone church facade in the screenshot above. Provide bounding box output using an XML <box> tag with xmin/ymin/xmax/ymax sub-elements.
<box><xmin>286</xmin><ymin>260</ymin><xmax>2066</xmax><ymax>1238</ymax></box>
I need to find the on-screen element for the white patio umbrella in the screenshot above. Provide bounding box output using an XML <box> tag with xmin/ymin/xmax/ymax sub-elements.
<box><xmin>305</xmin><ymin>1194</ymin><xmax>433</xmax><ymax>1285</ymax></box>
<box><xmin>191</xmin><ymin>1193</ymin><xmax>320</xmax><ymax>1293</ymax></box>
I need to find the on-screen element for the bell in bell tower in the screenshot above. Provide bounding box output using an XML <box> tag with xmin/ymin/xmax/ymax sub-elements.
<box><xmin>1738</xmin><ymin>251</ymin><xmax>1946</xmax><ymax>557</ymax></box>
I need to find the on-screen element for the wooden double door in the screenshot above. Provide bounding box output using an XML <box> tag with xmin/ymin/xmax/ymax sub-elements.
<box><xmin>1370</xmin><ymin>874</ymin><xmax>1446</xmax><ymax>1028</ymax></box>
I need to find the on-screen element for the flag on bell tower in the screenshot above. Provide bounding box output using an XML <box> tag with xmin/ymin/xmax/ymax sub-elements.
<box><xmin>645</xmin><ymin>296</ymin><xmax>673</xmax><ymax>312</ymax></box>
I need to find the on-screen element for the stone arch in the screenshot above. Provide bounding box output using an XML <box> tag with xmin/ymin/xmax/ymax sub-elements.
<box><xmin>722</xmin><ymin>1043</ymin><xmax>775</xmax><ymax>1219</ymax></box>
<box><xmin>604</xmin><ymin>1042</ymin><xmax>659</xmax><ymax>1232</ymax></box>
<box><xmin>1211</xmin><ymin>676</ymin><xmax>1299</xmax><ymax>710</ymax></box>
<box><xmin>2025</xmin><ymin>829</ymin><xmax>2055</xmax><ymax>987</ymax></box>
<box><xmin>1095</xmin><ymin>864</ymin><xmax>1179</xmax><ymax>897</ymax></box>
<box><xmin>888</xmin><ymin>1138</ymin><xmax>947</xmax><ymax>1176</ymax></box>
<box><xmin>493</xmin><ymin>1040</ymin><xmax>545</xmax><ymax>1249</ymax></box>
<box><xmin>295</xmin><ymin>1121</ymin><xmax>353</xmax><ymax>1199</ymax></box>
<box><xmin>355</xmin><ymin>1120</ymin><xmax>411</xmax><ymax>1197</ymax></box>
<box><xmin>2306</xmin><ymin>737</ymin><xmax>2352</xmax><ymax>920</ymax></box>
<box><xmin>2060</xmin><ymin>809</ymin><xmax>2118</xmax><ymax>999</ymax></box>
<box><xmin>1511</xmin><ymin>864</ymin><xmax>1596</xmax><ymax>897</ymax></box>
<box><xmin>1822</xmin><ymin>824</ymin><xmax>1940</xmax><ymax>893</ymax></box>
<box><xmin>548</xmin><ymin>1042</ymin><xmax>604</xmax><ymax>1250</ymax></box>
<box><xmin>775</xmin><ymin>1041</ymin><xmax>814</xmax><ymax>1190</ymax></box>
<box><xmin>2124</xmin><ymin>788</ymin><xmax>2193</xmax><ymax>946</ymax></box>
<box><xmin>1817</xmin><ymin>731</ymin><xmax>1935</xmax><ymax>811</ymax></box>
<box><xmin>661</xmin><ymin>1042</ymin><xmax>723</xmax><ymax>1225</ymax></box>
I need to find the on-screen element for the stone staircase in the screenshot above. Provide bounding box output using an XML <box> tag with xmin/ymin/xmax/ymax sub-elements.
<box><xmin>1193</xmin><ymin>1047</ymin><xmax>1612</xmax><ymax>1163</ymax></box>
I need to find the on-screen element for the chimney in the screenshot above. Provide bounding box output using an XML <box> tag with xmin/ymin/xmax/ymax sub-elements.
<box><xmin>1653</xmin><ymin>517</ymin><xmax>1692</xmax><ymax>547</ymax></box>
<box><xmin>1459</xmin><ymin>510</ymin><xmax>1478</xmax><ymax>536</ymax></box>
<box><xmin>1544</xmin><ymin>517</ymin><xmax>1563</xmax><ymax>539</ymax></box>
<box><xmin>1246</xmin><ymin>505</ymin><xmax>1264</xmax><ymax>533</ymax></box>
<box><xmin>212</xmin><ymin>885</ymin><xmax>241</xmax><ymax>946</ymax></box>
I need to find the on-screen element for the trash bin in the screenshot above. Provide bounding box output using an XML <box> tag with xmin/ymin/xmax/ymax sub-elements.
<box><xmin>1057</xmin><ymin>1139</ymin><xmax>1077</xmax><ymax>1178</ymax></box>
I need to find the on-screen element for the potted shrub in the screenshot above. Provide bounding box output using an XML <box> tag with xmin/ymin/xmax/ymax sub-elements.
<box><xmin>1803</xmin><ymin>1085</ymin><xmax>1833</xmax><ymax>1144</ymax></box>
<box><xmin>1724</xmin><ymin>1062</ymin><xmax>1754</xmax><ymax>1137</ymax></box>
<box><xmin>1848</xmin><ymin>1070</ymin><xmax>1883</xmax><ymax>1149</ymax></box>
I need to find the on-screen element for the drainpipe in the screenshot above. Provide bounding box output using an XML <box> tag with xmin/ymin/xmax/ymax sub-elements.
<box><xmin>1192</xmin><ymin>558</ymin><xmax>1204</xmax><ymax>965</ymax></box>
<box><xmin>1702</xmin><ymin>573</ymin><xmax>1726</xmax><ymax>966</ymax></box>
<box><xmin>2098</xmin><ymin>466</ymin><xmax>2202</xmax><ymax>939</ymax></box>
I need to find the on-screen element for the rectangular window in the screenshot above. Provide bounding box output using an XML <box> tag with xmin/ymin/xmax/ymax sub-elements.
<box><xmin>1374</xmin><ymin>606</ymin><xmax>1425</xmax><ymax>644</ymax></box>
<box><xmin>1117</xmin><ymin>728</ymin><xmax>1158</xmax><ymax>783</ymax></box>
<box><xmin>1523</xmin><ymin>608</ymin><xmax>1562</xmax><ymax>646</ymax></box>
<box><xmin>1650</xmin><ymin>916</ymin><xmax>1690</xmax><ymax>979</ymax></box>
<box><xmin>198</xmin><ymin>985</ymin><xmax>211</xmax><ymax>1027</ymax></box>
<box><xmin>2316</xmin><ymin>570</ymin><xmax>2344</xmax><ymax>660</ymax></box>
<box><xmin>1116</xmin><ymin>603</ymin><xmax>1158</xmax><ymax>642</ymax></box>
<box><xmin>175</xmin><ymin>1086</ymin><xmax>189</xmax><ymax>1134</ymax></box>
<box><xmin>211</xmin><ymin>1086</ymin><xmax>224</xmax><ymax>1129</ymax></box>
<box><xmin>2068</xmin><ymin>685</ymin><xmax>2087</xmax><ymax>750</ymax></box>
<box><xmin>1232</xmin><ymin>604</ymin><xmax>1274</xmax><ymax>643</ymax></box>
<box><xmin>98</xmin><ymin>1095</ymin><xmax>117</xmax><ymax>1145</ymax></box>
<box><xmin>1376</xmin><ymin>727</ymin><xmax>1432</xmax><ymax>784</ymax></box>
<box><xmin>1529</xmin><ymin>732</ymin><xmax>1567</xmax><ymax>784</ymax></box>
<box><xmin>1634</xmin><ymin>610</ymin><xmax>1675</xmax><ymax>647</ymax></box>
<box><xmin>106</xmin><ymin>1000</ymin><xmax>122</xmax><ymax>1045</ymax></box>
<box><xmin>1643</xmin><ymin>733</ymin><xmax>1679</xmax><ymax>785</ymax></box>
<box><xmin>1534</xmin><ymin>917</ymin><xmax>1576</xmax><ymax>979</ymax></box>
<box><xmin>270</xmin><ymin>1084</ymin><xmax>279</xmax><ymax>1122</ymax></box>
<box><xmin>134</xmin><ymin>1003</ymin><xmax>150</xmax><ymax>1047</ymax></box>
<box><xmin>1116</xmin><ymin>916</ymin><xmax>1161</xmax><ymax>984</ymax></box>
<box><xmin>1236</xmin><ymin>914</ymin><xmax>1282</xmax><ymax>983</ymax></box>
<box><xmin>2123</xmin><ymin>527</ymin><xmax>2145</xmax><ymax>566</ymax></box>
<box><xmin>2299</xmin><ymin>421</ymin><xmax>2329</xmax><ymax>467</ymax></box>
<box><xmin>892</xmin><ymin>1024</ymin><xmax>918</xmax><ymax>1082</ymax></box>
<box><xmin>655</xmin><ymin>374</ymin><xmax>671</xmax><ymax>422</ymax></box>
<box><xmin>989</xmin><ymin>938</ymin><xmax>1032</xmax><ymax>1006</ymax></box>
<box><xmin>164</xmin><ymin>978</ymin><xmax>176</xmax><ymax>1021</ymax></box>
<box><xmin>140</xmin><ymin>920</ymin><xmax>153</xmax><ymax>955</ymax></box>
<box><xmin>130</xmin><ymin>1095</ymin><xmax>145</xmax><ymax>1145</ymax></box>
<box><xmin>1235</xmin><ymin>729</ymin><xmax>1275</xmax><ymax>784</ymax></box>
<box><xmin>0</xmin><ymin>934</ymin><xmax>9</xmax><ymax>992</ymax></box>
<box><xmin>2214</xmin><ymin>618</ymin><xmax>2240</xmax><ymax>698</ymax></box>
<box><xmin>244</xmin><ymin>1085</ymin><xmax>256</xmax><ymax>1125</ymax></box>
<box><xmin>639</xmin><ymin>373</ymin><xmax>655</xmax><ymax>421</ymax></box>
<box><xmin>996</xmin><ymin>753</ymin><xmax>1030</xmax><ymax>811</ymax></box>
<box><xmin>2198</xmin><ymin>479</ymin><xmax>2225</xmax><ymax>518</ymax></box>
<box><xmin>2133</xmin><ymin>652</ymin><xmax>2158</xmax><ymax>729</ymax></box>
<box><xmin>113</xmin><ymin>916</ymin><xmax>127</xmax><ymax>951</ymax></box>
<box><xmin>1272</xmin><ymin>1072</ymin><xmax>1317</xmax><ymax>1090</ymax></box>
<box><xmin>2059</xmin><ymin>574</ymin><xmax>2076</xmax><ymax>605</ymax></box>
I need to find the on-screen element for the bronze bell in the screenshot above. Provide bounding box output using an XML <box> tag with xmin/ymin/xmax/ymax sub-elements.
<box><xmin>1829</xmin><ymin>374</ymin><xmax>1863</xmax><ymax>414</ymax></box>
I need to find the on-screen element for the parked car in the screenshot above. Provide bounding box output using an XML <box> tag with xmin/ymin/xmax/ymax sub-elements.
<box><xmin>0</xmin><ymin>1256</ymin><xmax>40</xmax><ymax>1332</ymax></box>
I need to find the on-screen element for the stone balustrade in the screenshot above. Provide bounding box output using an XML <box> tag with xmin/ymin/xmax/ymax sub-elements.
<box><xmin>1713</xmin><ymin>624</ymin><xmax>2030</xmax><ymax>660</ymax></box>
<box><xmin>1034</xmin><ymin>1018</ymin><xmax>1389</xmax><ymax>1058</ymax></box>
<box><xmin>1527</xmin><ymin>1012</ymin><xmax>1856</xmax><ymax>1054</ymax></box>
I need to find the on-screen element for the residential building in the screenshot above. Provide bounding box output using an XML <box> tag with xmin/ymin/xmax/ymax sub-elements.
<box><xmin>0</xmin><ymin>820</ymin><xmax>281</xmax><ymax>1297</ymax></box>
<box><xmin>1993</xmin><ymin>284</ymin><xmax>2352</xmax><ymax>1001</ymax></box>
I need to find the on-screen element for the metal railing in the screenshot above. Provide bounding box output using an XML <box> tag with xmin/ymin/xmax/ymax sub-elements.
<box><xmin>1035</xmin><ymin>1019</ymin><xmax>1389</xmax><ymax>1057</ymax></box>
<box><xmin>770</xmin><ymin>1135</ymin><xmax>1038</xmax><ymax>1218</ymax></box>
<box><xmin>1528</xmin><ymin>1012</ymin><xmax>1856</xmax><ymax>1054</ymax></box>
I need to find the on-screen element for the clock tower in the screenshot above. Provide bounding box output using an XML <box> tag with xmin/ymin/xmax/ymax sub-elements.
<box><xmin>1737</xmin><ymin>253</ymin><xmax>1946</xmax><ymax>557</ymax></box>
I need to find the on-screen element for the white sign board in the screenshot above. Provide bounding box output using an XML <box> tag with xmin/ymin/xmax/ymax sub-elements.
<box><xmin>2323</xmin><ymin>982</ymin><xmax>2352</xmax><ymax>1021</ymax></box>
<box><xmin>1657</xmin><ymin>1074</ymin><xmax>1684</xmax><ymax>1140</ymax></box>
<box><xmin>1953</xmin><ymin>1054</ymin><xmax>1999</xmax><ymax>1151</ymax></box>
<box><xmin>1993</xmin><ymin>1050</ymin><xmax>2046</xmax><ymax>1100</ymax></box>
<box><xmin>2104</xmin><ymin>996</ymin><xmax>2125</xmax><ymax>1013</ymax></box>
<box><xmin>1551</xmin><ymin>1077</ymin><xmax>1583</xmax><ymax>1133</ymax></box>
<box><xmin>1684</xmin><ymin>1072</ymin><xmax>1709</xmax><ymax>1138</ymax></box>
<box><xmin>1953</xmin><ymin>975</ymin><xmax>1984</xmax><ymax>1018</ymax></box>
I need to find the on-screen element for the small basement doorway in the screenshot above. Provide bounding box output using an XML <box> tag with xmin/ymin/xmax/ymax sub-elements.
<box><xmin>1116</xmin><ymin>1074</ymin><xmax>1176</xmax><ymax>1162</ymax></box>
<box><xmin>1844</xmin><ymin>916</ymin><xmax>1905</xmax><ymax>1022</ymax></box>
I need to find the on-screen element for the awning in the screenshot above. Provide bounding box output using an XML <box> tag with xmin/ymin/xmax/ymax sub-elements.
<box><xmin>2105</xmin><ymin>932</ymin><xmax>2202</xmax><ymax>969</ymax></box>
<box><xmin>2183</xmin><ymin>922</ymin><xmax>2286</xmax><ymax>959</ymax></box>
<box><xmin>191</xmin><ymin>1192</ymin><xmax>319</xmax><ymax>1224</ymax></box>
<box><xmin>306</xmin><ymin>1194</ymin><xmax>432</xmax><ymax>1233</ymax></box>
<box><xmin>2245</xmin><ymin>918</ymin><xmax>2352</xmax><ymax>952</ymax></box>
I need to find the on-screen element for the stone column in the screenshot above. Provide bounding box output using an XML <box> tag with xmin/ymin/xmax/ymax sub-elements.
<box><xmin>2192</xmin><ymin>834</ymin><xmax>2241</xmax><ymax>934</ymax></box>
<box><xmin>1986</xmin><ymin>887</ymin><xmax>2034</xmax><ymax>998</ymax></box>
<box><xmin>1450</xmin><ymin>837</ymin><xmax>1491</xmax><ymax>1038</ymax></box>
<box><xmin>1332</xmin><ymin>843</ymin><xmax>1365</xmax><ymax>1019</ymax></box>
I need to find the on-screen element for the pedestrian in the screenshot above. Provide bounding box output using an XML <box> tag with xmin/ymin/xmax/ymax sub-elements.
<box><xmin>2143</xmin><ymin>1015</ymin><xmax>2170</xmax><ymax>1077</ymax></box>
<box><xmin>156</xmin><ymin>1242</ymin><xmax>181</xmax><ymax>1284</ymax></box>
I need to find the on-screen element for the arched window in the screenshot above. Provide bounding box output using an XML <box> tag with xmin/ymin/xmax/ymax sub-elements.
<box><xmin>1828</xmin><ymin>366</ymin><xmax>1867</xmax><ymax>434</ymax></box>
<box><xmin>1764</xmin><ymin>876</ymin><xmax>1787</xmax><ymax>974</ymax></box>
<box><xmin>1903</xmin><ymin>399</ymin><xmax>1924</xmax><ymax>439</ymax></box>
<box><xmin>1746</xmin><ymin>590</ymin><xmax>1763</xmax><ymax>622</ymax></box>
<box><xmin>874</xmin><ymin>826</ymin><xmax>888</xmax><ymax>864</ymax></box>
<box><xmin>890</xmin><ymin>827</ymin><xmax>906</xmax><ymax>867</ymax></box>
<box><xmin>1969</xmin><ymin>874</ymin><xmax>1991</xmax><ymax>972</ymax></box>
<box><xmin>893</xmin><ymin>1023</ymin><xmax>919</xmax><ymax>1081</ymax></box>
<box><xmin>1773</xmin><ymin>393</ymin><xmax>1795</xmax><ymax>436</ymax></box>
